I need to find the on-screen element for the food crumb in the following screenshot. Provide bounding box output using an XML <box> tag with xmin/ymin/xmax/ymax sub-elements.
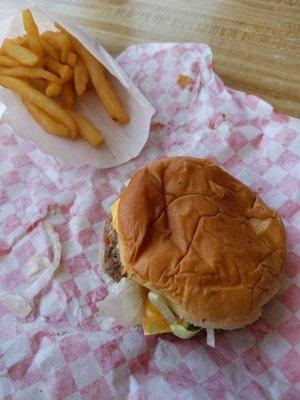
<box><xmin>177</xmin><ymin>74</ymin><xmax>194</xmax><ymax>89</ymax></box>
<box><xmin>209</xmin><ymin>113</ymin><xmax>226</xmax><ymax>130</ymax></box>
<box><xmin>151</xmin><ymin>122</ymin><xmax>165</xmax><ymax>130</ymax></box>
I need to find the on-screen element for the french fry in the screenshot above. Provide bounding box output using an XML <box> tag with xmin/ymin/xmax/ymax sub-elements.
<box><xmin>86</xmin><ymin>76</ymin><xmax>93</xmax><ymax>90</ymax></box>
<box><xmin>66</xmin><ymin>108</ymin><xmax>104</xmax><ymax>147</ymax></box>
<box><xmin>60</xmin><ymin>50</ymin><xmax>68</xmax><ymax>64</ymax></box>
<box><xmin>0</xmin><ymin>76</ymin><xmax>77</xmax><ymax>138</ymax></box>
<box><xmin>59</xmin><ymin>30</ymin><xmax>129</xmax><ymax>123</ymax></box>
<box><xmin>7</xmin><ymin>36</ymin><xmax>28</xmax><ymax>47</ymax></box>
<box><xmin>23</xmin><ymin>98</ymin><xmax>70</xmax><ymax>138</ymax></box>
<box><xmin>0</xmin><ymin>55</ymin><xmax>20</xmax><ymax>67</ymax></box>
<box><xmin>67</xmin><ymin>52</ymin><xmax>77</xmax><ymax>68</ymax></box>
<box><xmin>2</xmin><ymin>40</ymin><xmax>39</xmax><ymax>66</ymax></box>
<box><xmin>41</xmin><ymin>31</ymin><xmax>71</xmax><ymax>54</ymax></box>
<box><xmin>46</xmin><ymin>57</ymin><xmax>72</xmax><ymax>82</ymax></box>
<box><xmin>41</xmin><ymin>39</ymin><xmax>59</xmax><ymax>61</ymax></box>
<box><xmin>0</xmin><ymin>17</ymin><xmax>130</xmax><ymax>148</ymax></box>
<box><xmin>45</xmin><ymin>82</ymin><xmax>62</xmax><ymax>97</ymax></box>
<box><xmin>30</xmin><ymin>78</ymin><xmax>47</xmax><ymax>92</ymax></box>
<box><xmin>74</xmin><ymin>57</ymin><xmax>88</xmax><ymax>96</ymax></box>
<box><xmin>22</xmin><ymin>9</ymin><xmax>44</xmax><ymax>66</ymax></box>
<box><xmin>0</xmin><ymin>66</ymin><xmax>61</xmax><ymax>83</ymax></box>
<box><xmin>61</xmin><ymin>81</ymin><xmax>74</xmax><ymax>108</ymax></box>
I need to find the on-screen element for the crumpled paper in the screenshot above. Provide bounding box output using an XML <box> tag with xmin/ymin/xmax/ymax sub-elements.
<box><xmin>0</xmin><ymin>41</ymin><xmax>299</xmax><ymax>400</ymax></box>
<box><xmin>0</xmin><ymin>0</ymin><xmax>155</xmax><ymax>168</ymax></box>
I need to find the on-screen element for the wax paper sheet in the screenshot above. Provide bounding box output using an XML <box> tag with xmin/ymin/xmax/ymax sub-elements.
<box><xmin>0</xmin><ymin>0</ymin><xmax>155</xmax><ymax>168</ymax></box>
<box><xmin>0</xmin><ymin>42</ymin><xmax>299</xmax><ymax>400</ymax></box>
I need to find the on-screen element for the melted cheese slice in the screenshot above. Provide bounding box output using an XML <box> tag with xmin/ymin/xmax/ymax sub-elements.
<box><xmin>110</xmin><ymin>198</ymin><xmax>171</xmax><ymax>335</ymax></box>
<box><xmin>142</xmin><ymin>292</ymin><xmax>171</xmax><ymax>335</ymax></box>
<box><xmin>110</xmin><ymin>198</ymin><xmax>120</xmax><ymax>232</ymax></box>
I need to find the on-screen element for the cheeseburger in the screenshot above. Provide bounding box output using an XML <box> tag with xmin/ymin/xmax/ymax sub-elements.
<box><xmin>102</xmin><ymin>157</ymin><xmax>286</xmax><ymax>340</ymax></box>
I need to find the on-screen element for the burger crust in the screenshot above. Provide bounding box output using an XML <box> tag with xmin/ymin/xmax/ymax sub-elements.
<box><xmin>115</xmin><ymin>157</ymin><xmax>286</xmax><ymax>330</ymax></box>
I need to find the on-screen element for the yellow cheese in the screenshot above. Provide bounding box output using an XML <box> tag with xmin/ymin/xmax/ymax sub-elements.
<box><xmin>110</xmin><ymin>198</ymin><xmax>171</xmax><ymax>335</ymax></box>
<box><xmin>110</xmin><ymin>198</ymin><xmax>120</xmax><ymax>232</ymax></box>
<box><xmin>142</xmin><ymin>290</ymin><xmax>171</xmax><ymax>335</ymax></box>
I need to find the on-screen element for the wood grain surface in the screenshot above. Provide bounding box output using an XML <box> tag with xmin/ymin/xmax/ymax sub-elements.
<box><xmin>35</xmin><ymin>0</ymin><xmax>300</xmax><ymax>117</ymax></box>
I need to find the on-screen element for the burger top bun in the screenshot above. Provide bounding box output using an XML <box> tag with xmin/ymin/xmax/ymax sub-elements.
<box><xmin>116</xmin><ymin>157</ymin><xmax>286</xmax><ymax>330</ymax></box>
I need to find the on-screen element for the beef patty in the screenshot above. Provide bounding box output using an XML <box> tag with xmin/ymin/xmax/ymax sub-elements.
<box><xmin>103</xmin><ymin>213</ymin><xmax>124</xmax><ymax>282</ymax></box>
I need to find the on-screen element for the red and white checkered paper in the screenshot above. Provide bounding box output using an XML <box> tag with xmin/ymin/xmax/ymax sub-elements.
<box><xmin>0</xmin><ymin>43</ymin><xmax>299</xmax><ymax>400</ymax></box>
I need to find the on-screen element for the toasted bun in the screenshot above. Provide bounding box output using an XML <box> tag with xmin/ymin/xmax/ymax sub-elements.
<box><xmin>115</xmin><ymin>157</ymin><xmax>286</xmax><ymax>330</ymax></box>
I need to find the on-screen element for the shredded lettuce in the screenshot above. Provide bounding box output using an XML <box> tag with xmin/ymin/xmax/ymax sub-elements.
<box><xmin>206</xmin><ymin>328</ymin><xmax>215</xmax><ymax>347</ymax></box>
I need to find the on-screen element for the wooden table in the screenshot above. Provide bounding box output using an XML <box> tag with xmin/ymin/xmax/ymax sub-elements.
<box><xmin>38</xmin><ymin>0</ymin><xmax>300</xmax><ymax>117</ymax></box>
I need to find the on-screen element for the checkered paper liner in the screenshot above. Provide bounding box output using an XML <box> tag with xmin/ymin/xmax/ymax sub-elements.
<box><xmin>0</xmin><ymin>43</ymin><xmax>299</xmax><ymax>400</ymax></box>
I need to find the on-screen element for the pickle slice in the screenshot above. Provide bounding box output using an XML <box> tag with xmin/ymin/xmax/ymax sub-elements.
<box><xmin>170</xmin><ymin>323</ymin><xmax>200</xmax><ymax>339</ymax></box>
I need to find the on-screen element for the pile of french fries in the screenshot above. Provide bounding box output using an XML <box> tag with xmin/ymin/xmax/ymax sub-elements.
<box><xmin>0</xmin><ymin>9</ymin><xmax>129</xmax><ymax>147</ymax></box>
